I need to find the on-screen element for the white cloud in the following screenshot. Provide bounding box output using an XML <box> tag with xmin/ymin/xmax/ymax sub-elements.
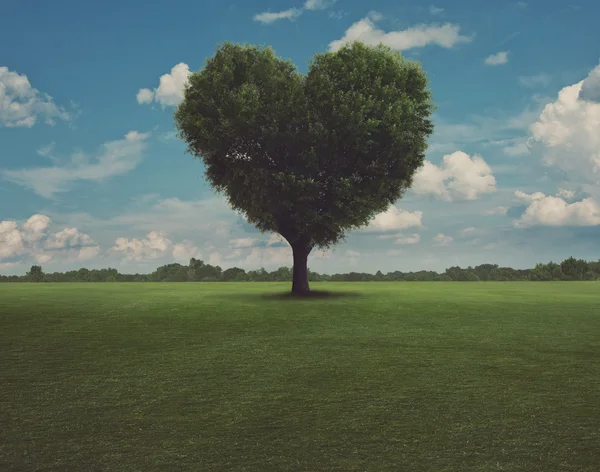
<box><xmin>45</xmin><ymin>227</ymin><xmax>96</xmax><ymax>249</ymax></box>
<box><xmin>484</xmin><ymin>51</ymin><xmax>509</xmax><ymax>66</ymax></box>
<box><xmin>22</xmin><ymin>214</ymin><xmax>51</xmax><ymax>242</ymax></box>
<box><xmin>111</xmin><ymin>231</ymin><xmax>172</xmax><ymax>261</ymax></box>
<box><xmin>429</xmin><ymin>5</ymin><xmax>444</xmax><ymax>14</ymax></box>
<box><xmin>253</xmin><ymin>8</ymin><xmax>302</xmax><ymax>23</ymax></box>
<box><xmin>412</xmin><ymin>151</ymin><xmax>496</xmax><ymax>201</ymax></box>
<box><xmin>136</xmin><ymin>88</ymin><xmax>154</xmax><ymax>105</ymax></box>
<box><xmin>484</xmin><ymin>206</ymin><xmax>508</xmax><ymax>216</ymax></box>
<box><xmin>433</xmin><ymin>233</ymin><xmax>453</xmax><ymax>246</ymax></box>
<box><xmin>42</xmin><ymin>227</ymin><xmax>100</xmax><ymax>263</ymax></box>
<box><xmin>528</xmin><ymin>63</ymin><xmax>600</xmax><ymax>186</ymax></box>
<box><xmin>0</xmin><ymin>221</ymin><xmax>24</xmax><ymax>259</ymax></box>
<box><xmin>345</xmin><ymin>249</ymin><xmax>360</xmax><ymax>258</ymax></box>
<box><xmin>230</xmin><ymin>237</ymin><xmax>259</xmax><ymax>249</ymax></box>
<box><xmin>137</xmin><ymin>63</ymin><xmax>191</xmax><ymax>107</ymax></box>
<box><xmin>394</xmin><ymin>233</ymin><xmax>420</xmax><ymax>244</ymax></box>
<box><xmin>579</xmin><ymin>63</ymin><xmax>600</xmax><ymax>102</ymax></box>
<box><xmin>172</xmin><ymin>241</ymin><xmax>200</xmax><ymax>262</ymax></box>
<box><xmin>35</xmin><ymin>253</ymin><xmax>53</xmax><ymax>264</ymax></box>
<box><xmin>0</xmin><ymin>213</ymin><xmax>102</xmax><ymax>265</ymax></box>
<box><xmin>2</xmin><ymin>131</ymin><xmax>150</xmax><ymax>198</ymax></box>
<box><xmin>76</xmin><ymin>246</ymin><xmax>101</xmax><ymax>261</ymax></box>
<box><xmin>513</xmin><ymin>190</ymin><xmax>600</xmax><ymax>227</ymax></box>
<box><xmin>519</xmin><ymin>73</ymin><xmax>551</xmax><ymax>88</ymax></box>
<box><xmin>208</xmin><ymin>252</ymin><xmax>223</xmax><ymax>266</ymax></box>
<box><xmin>363</xmin><ymin>205</ymin><xmax>423</xmax><ymax>232</ymax></box>
<box><xmin>557</xmin><ymin>188</ymin><xmax>575</xmax><ymax>200</ymax></box>
<box><xmin>111</xmin><ymin>230</ymin><xmax>203</xmax><ymax>263</ymax></box>
<box><xmin>459</xmin><ymin>227</ymin><xmax>476</xmax><ymax>237</ymax></box>
<box><xmin>304</xmin><ymin>0</ymin><xmax>336</xmax><ymax>10</ymax></box>
<box><xmin>514</xmin><ymin>190</ymin><xmax>546</xmax><ymax>202</ymax></box>
<box><xmin>0</xmin><ymin>66</ymin><xmax>70</xmax><ymax>127</ymax></box>
<box><xmin>254</xmin><ymin>0</ymin><xmax>335</xmax><ymax>24</ymax></box>
<box><xmin>328</xmin><ymin>14</ymin><xmax>472</xmax><ymax>52</ymax></box>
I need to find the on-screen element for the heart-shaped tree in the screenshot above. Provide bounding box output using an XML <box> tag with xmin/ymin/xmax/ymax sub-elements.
<box><xmin>174</xmin><ymin>41</ymin><xmax>434</xmax><ymax>295</ymax></box>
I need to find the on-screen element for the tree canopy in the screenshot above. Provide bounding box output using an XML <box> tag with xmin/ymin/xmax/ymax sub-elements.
<box><xmin>174</xmin><ymin>41</ymin><xmax>434</xmax><ymax>294</ymax></box>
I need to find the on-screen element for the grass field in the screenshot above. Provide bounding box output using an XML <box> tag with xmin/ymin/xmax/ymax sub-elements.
<box><xmin>1</xmin><ymin>282</ymin><xmax>599</xmax><ymax>471</ymax></box>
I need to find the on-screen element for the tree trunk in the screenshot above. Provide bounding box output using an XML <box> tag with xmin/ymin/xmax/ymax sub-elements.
<box><xmin>291</xmin><ymin>243</ymin><xmax>312</xmax><ymax>295</ymax></box>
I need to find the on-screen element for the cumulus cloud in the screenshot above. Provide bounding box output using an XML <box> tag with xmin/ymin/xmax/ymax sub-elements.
<box><xmin>172</xmin><ymin>241</ymin><xmax>200</xmax><ymax>262</ymax></box>
<box><xmin>0</xmin><ymin>221</ymin><xmax>24</xmax><ymax>259</ymax></box>
<box><xmin>2</xmin><ymin>131</ymin><xmax>150</xmax><ymax>198</ymax></box>
<box><xmin>22</xmin><ymin>214</ymin><xmax>51</xmax><ymax>241</ymax></box>
<box><xmin>111</xmin><ymin>231</ymin><xmax>173</xmax><ymax>261</ymax></box>
<box><xmin>579</xmin><ymin>64</ymin><xmax>600</xmax><ymax>102</ymax></box>
<box><xmin>557</xmin><ymin>188</ymin><xmax>575</xmax><ymax>200</ymax></box>
<box><xmin>0</xmin><ymin>214</ymin><xmax>102</xmax><ymax>265</ymax></box>
<box><xmin>484</xmin><ymin>51</ymin><xmax>509</xmax><ymax>66</ymax></box>
<box><xmin>328</xmin><ymin>13</ymin><xmax>472</xmax><ymax>52</ymax></box>
<box><xmin>0</xmin><ymin>66</ymin><xmax>70</xmax><ymax>127</ymax></box>
<box><xmin>513</xmin><ymin>190</ymin><xmax>600</xmax><ymax>227</ymax></box>
<box><xmin>111</xmin><ymin>230</ymin><xmax>202</xmax><ymax>263</ymax></box>
<box><xmin>459</xmin><ymin>227</ymin><xmax>476</xmax><ymax>237</ymax></box>
<box><xmin>528</xmin><ymin>63</ymin><xmax>600</xmax><ymax>186</ymax></box>
<box><xmin>76</xmin><ymin>246</ymin><xmax>101</xmax><ymax>261</ymax></box>
<box><xmin>412</xmin><ymin>151</ymin><xmax>496</xmax><ymax>201</ymax></box>
<box><xmin>429</xmin><ymin>5</ymin><xmax>444</xmax><ymax>14</ymax></box>
<box><xmin>137</xmin><ymin>63</ymin><xmax>191</xmax><ymax>107</ymax></box>
<box><xmin>136</xmin><ymin>88</ymin><xmax>154</xmax><ymax>104</ymax></box>
<box><xmin>433</xmin><ymin>233</ymin><xmax>453</xmax><ymax>246</ymax></box>
<box><xmin>45</xmin><ymin>227</ymin><xmax>96</xmax><ymax>249</ymax></box>
<box><xmin>363</xmin><ymin>205</ymin><xmax>423</xmax><ymax>232</ymax></box>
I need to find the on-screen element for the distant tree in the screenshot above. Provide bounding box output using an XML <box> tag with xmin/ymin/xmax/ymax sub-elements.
<box><xmin>270</xmin><ymin>266</ymin><xmax>292</xmax><ymax>282</ymax></box>
<box><xmin>552</xmin><ymin>265</ymin><xmax>564</xmax><ymax>281</ymax></box>
<box><xmin>174</xmin><ymin>41</ymin><xmax>434</xmax><ymax>295</ymax></box>
<box><xmin>151</xmin><ymin>263</ymin><xmax>188</xmax><ymax>282</ymax></box>
<box><xmin>222</xmin><ymin>267</ymin><xmax>246</xmax><ymax>281</ymax></box>
<box><xmin>561</xmin><ymin>257</ymin><xmax>588</xmax><ymax>281</ymax></box>
<box><xmin>26</xmin><ymin>265</ymin><xmax>44</xmax><ymax>282</ymax></box>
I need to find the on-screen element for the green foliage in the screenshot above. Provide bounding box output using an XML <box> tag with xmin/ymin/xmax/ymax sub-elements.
<box><xmin>3</xmin><ymin>257</ymin><xmax>600</xmax><ymax>283</ymax></box>
<box><xmin>26</xmin><ymin>265</ymin><xmax>44</xmax><ymax>282</ymax></box>
<box><xmin>174</xmin><ymin>41</ymin><xmax>434</xmax><ymax>249</ymax></box>
<box><xmin>221</xmin><ymin>267</ymin><xmax>246</xmax><ymax>281</ymax></box>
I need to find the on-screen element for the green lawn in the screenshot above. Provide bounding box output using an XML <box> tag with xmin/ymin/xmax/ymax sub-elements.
<box><xmin>1</xmin><ymin>282</ymin><xmax>599</xmax><ymax>471</ymax></box>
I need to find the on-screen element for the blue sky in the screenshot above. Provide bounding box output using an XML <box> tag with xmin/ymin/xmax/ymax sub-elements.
<box><xmin>1</xmin><ymin>0</ymin><xmax>599</xmax><ymax>275</ymax></box>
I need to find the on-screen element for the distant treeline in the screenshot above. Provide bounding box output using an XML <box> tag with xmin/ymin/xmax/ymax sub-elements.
<box><xmin>2</xmin><ymin>257</ymin><xmax>599</xmax><ymax>283</ymax></box>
